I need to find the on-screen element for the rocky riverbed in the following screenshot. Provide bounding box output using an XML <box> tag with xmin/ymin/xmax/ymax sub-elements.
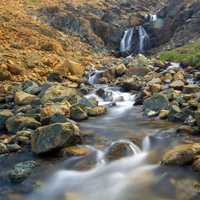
<box><xmin>0</xmin><ymin>54</ymin><xmax>200</xmax><ymax>200</ymax></box>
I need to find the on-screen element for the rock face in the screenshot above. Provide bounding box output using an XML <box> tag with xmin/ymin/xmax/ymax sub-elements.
<box><xmin>31</xmin><ymin>122</ymin><xmax>81</xmax><ymax>154</ymax></box>
<box><xmin>144</xmin><ymin>94</ymin><xmax>169</xmax><ymax>116</ymax></box>
<box><xmin>162</xmin><ymin>144</ymin><xmax>200</xmax><ymax>165</ymax></box>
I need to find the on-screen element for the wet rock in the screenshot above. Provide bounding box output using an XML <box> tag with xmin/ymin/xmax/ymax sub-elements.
<box><xmin>40</xmin><ymin>102</ymin><xmax>70</xmax><ymax>123</ymax></box>
<box><xmin>183</xmin><ymin>84</ymin><xmax>200</xmax><ymax>94</ymax></box>
<box><xmin>8</xmin><ymin>160</ymin><xmax>38</xmax><ymax>183</ymax></box>
<box><xmin>0</xmin><ymin>143</ymin><xmax>8</xmax><ymax>154</ymax></box>
<box><xmin>41</xmin><ymin>84</ymin><xmax>77</xmax><ymax>103</ymax></box>
<box><xmin>70</xmin><ymin>106</ymin><xmax>88</xmax><ymax>121</ymax></box>
<box><xmin>31</xmin><ymin>122</ymin><xmax>81</xmax><ymax>154</ymax></box>
<box><xmin>62</xmin><ymin>146</ymin><xmax>91</xmax><ymax>157</ymax></box>
<box><xmin>144</xmin><ymin>94</ymin><xmax>169</xmax><ymax>116</ymax></box>
<box><xmin>87</xmin><ymin>106</ymin><xmax>107</xmax><ymax>116</ymax></box>
<box><xmin>159</xmin><ymin>109</ymin><xmax>170</xmax><ymax>119</ymax></box>
<box><xmin>6</xmin><ymin>116</ymin><xmax>41</xmax><ymax>134</ymax></box>
<box><xmin>7</xmin><ymin>144</ymin><xmax>21</xmax><ymax>152</ymax></box>
<box><xmin>0</xmin><ymin>109</ymin><xmax>14</xmax><ymax>130</ymax></box>
<box><xmin>16</xmin><ymin>130</ymin><xmax>33</xmax><ymax>145</ymax></box>
<box><xmin>105</xmin><ymin>141</ymin><xmax>137</xmax><ymax>162</ymax></box>
<box><xmin>14</xmin><ymin>91</ymin><xmax>38</xmax><ymax>106</ymax></box>
<box><xmin>22</xmin><ymin>81</ymin><xmax>41</xmax><ymax>95</ymax></box>
<box><xmin>162</xmin><ymin>143</ymin><xmax>200</xmax><ymax>166</ymax></box>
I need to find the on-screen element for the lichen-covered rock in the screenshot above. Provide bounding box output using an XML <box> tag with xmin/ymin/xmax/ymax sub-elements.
<box><xmin>14</xmin><ymin>91</ymin><xmax>38</xmax><ymax>105</ymax></box>
<box><xmin>0</xmin><ymin>109</ymin><xmax>13</xmax><ymax>130</ymax></box>
<box><xmin>6</xmin><ymin>116</ymin><xmax>41</xmax><ymax>134</ymax></box>
<box><xmin>161</xmin><ymin>143</ymin><xmax>200</xmax><ymax>166</ymax></box>
<box><xmin>70</xmin><ymin>106</ymin><xmax>88</xmax><ymax>121</ymax></box>
<box><xmin>87</xmin><ymin>106</ymin><xmax>107</xmax><ymax>116</ymax></box>
<box><xmin>40</xmin><ymin>102</ymin><xmax>71</xmax><ymax>123</ymax></box>
<box><xmin>41</xmin><ymin>84</ymin><xmax>77</xmax><ymax>103</ymax></box>
<box><xmin>8</xmin><ymin>160</ymin><xmax>38</xmax><ymax>183</ymax></box>
<box><xmin>144</xmin><ymin>94</ymin><xmax>169</xmax><ymax>116</ymax></box>
<box><xmin>31</xmin><ymin>122</ymin><xmax>81</xmax><ymax>154</ymax></box>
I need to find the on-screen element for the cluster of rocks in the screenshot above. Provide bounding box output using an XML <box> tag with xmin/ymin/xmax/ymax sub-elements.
<box><xmin>0</xmin><ymin>77</ymin><xmax>108</xmax><ymax>181</ymax></box>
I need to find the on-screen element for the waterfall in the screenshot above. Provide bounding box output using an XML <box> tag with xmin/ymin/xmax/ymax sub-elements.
<box><xmin>139</xmin><ymin>26</ymin><xmax>150</xmax><ymax>53</ymax></box>
<box><xmin>120</xmin><ymin>28</ymin><xmax>134</xmax><ymax>53</ymax></box>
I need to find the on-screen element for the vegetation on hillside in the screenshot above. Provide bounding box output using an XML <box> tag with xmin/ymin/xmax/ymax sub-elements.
<box><xmin>160</xmin><ymin>39</ymin><xmax>200</xmax><ymax>67</ymax></box>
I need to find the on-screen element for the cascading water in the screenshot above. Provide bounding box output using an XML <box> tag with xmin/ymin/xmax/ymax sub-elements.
<box><xmin>120</xmin><ymin>26</ymin><xmax>150</xmax><ymax>56</ymax></box>
<box><xmin>120</xmin><ymin>28</ymin><xmax>134</xmax><ymax>54</ymax></box>
<box><xmin>139</xmin><ymin>26</ymin><xmax>150</xmax><ymax>53</ymax></box>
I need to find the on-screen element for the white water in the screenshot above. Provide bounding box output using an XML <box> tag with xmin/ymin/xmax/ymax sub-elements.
<box><xmin>88</xmin><ymin>70</ymin><xmax>105</xmax><ymax>85</ymax></box>
<box><xmin>120</xmin><ymin>28</ymin><xmax>134</xmax><ymax>53</ymax></box>
<box><xmin>139</xmin><ymin>26</ymin><xmax>150</xmax><ymax>53</ymax></box>
<box><xmin>149</xmin><ymin>14</ymin><xmax>157</xmax><ymax>22</ymax></box>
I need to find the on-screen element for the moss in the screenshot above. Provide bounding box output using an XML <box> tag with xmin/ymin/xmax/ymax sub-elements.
<box><xmin>160</xmin><ymin>39</ymin><xmax>200</xmax><ymax>67</ymax></box>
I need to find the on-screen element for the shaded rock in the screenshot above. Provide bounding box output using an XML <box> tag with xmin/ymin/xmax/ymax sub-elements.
<box><xmin>193</xmin><ymin>157</ymin><xmax>200</xmax><ymax>172</ymax></box>
<box><xmin>22</xmin><ymin>81</ymin><xmax>41</xmax><ymax>95</ymax></box>
<box><xmin>0</xmin><ymin>109</ymin><xmax>13</xmax><ymax>130</ymax></box>
<box><xmin>87</xmin><ymin>106</ymin><xmax>107</xmax><ymax>116</ymax></box>
<box><xmin>0</xmin><ymin>143</ymin><xmax>8</xmax><ymax>154</ymax></box>
<box><xmin>0</xmin><ymin>69</ymin><xmax>11</xmax><ymax>81</ymax></box>
<box><xmin>41</xmin><ymin>85</ymin><xmax>77</xmax><ymax>103</ymax></box>
<box><xmin>14</xmin><ymin>91</ymin><xmax>38</xmax><ymax>106</ymax></box>
<box><xmin>7</xmin><ymin>144</ymin><xmax>22</xmax><ymax>152</ymax></box>
<box><xmin>183</xmin><ymin>85</ymin><xmax>200</xmax><ymax>94</ymax></box>
<box><xmin>6</xmin><ymin>116</ymin><xmax>41</xmax><ymax>134</ymax></box>
<box><xmin>8</xmin><ymin>160</ymin><xmax>38</xmax><ymax>183</ymax></box>
<box><xmin>70</xmin><ymin>106</ymin><xmax>88</xmax><ymax>121</ymax></box>
<box><xmin>161</xmin><ymin>143</ymin><xmax>200</xmax><ymax>166</ymax></box>
<box><xmin>144</xmin><ymin>94</ymin><xmax>169</xmax><ymax>115</ymax></box>
<box><xmin>31</xmin><ymin>122</ymin><xmax>81</xmax><ymax>154</ymax></box>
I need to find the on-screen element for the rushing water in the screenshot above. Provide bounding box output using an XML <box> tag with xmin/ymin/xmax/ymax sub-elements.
<box><xmin>29</xmin><ymin>70</ymin><xmax>200</xmax><ymax>200</ymax></box>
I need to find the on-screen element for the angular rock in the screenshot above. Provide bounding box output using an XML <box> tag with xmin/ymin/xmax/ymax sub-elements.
<box><xmin>14</xmin><ymin>91</ymin><xmax>38</xmax><ymax>106</ymax></box>
<box><xmin>6</xmin><ymin>116</ymin><xmax>41</xmax><ymax>134</ymax></box>
<box><xmin>31</xmin><ymin>122</ymin><xmax>81</xmax><ymax>154</ymax></box>
<box><xmin>41</xmin><ymin>85</ymin><xmax>77</xmax><ymax>103</ymax></box>
<box><xmin>40</xmin><ymin>102</ymin><xmax>71</xmax><ymax>123</ymax></box>
<box><xmin>70</xmin><ymin>106</ymin><xmax>88</xmax><ymax>121</ymax></box>
<box><xmin>144</xmin><ymin>94</ymin><xmax>169</xmax><ymax>115</ymax></box>
<box><xmin>161</xmin><ymin>143</ymin><xmax>200</xmax><ymax>166</ymax></box>
<box><xmin>0</xmin><ymin>109</ymin><xmax>13</xmax><ymax>130</ymax></box>
<box><xmin>22</xmin><ymin>81</ymin><xmax>41</xmax><ymax>95</ymax></box>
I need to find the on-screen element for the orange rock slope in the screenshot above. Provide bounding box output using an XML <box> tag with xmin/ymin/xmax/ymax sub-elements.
<box><xmin>0</xmin><ymin>0</ymin><xmax>101</xmax><ymax>82</ymax></box>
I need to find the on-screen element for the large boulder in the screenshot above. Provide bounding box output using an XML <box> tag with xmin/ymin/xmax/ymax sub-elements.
<box><xmin>0</xmin><ymin>109</ymin><xmax>13</xmax><ymax>130</ymax></box>
<box><xmin>41</xmin><ymin>84</ymin><xmax>77</xmax><ymax>103</ymax></box>
<box><xmin>14</xmin><ymin>91</ymin><xmax>38</xmax><ymax>106</ymax></box>
<box><xmin>6</xmin><ymin>116</ymin><xmax>41</xmax><ymax>134</ymax></box>
<box><xmin>144</xmin><ymin>94</ymin><xmax>170</xmax><ymax>116</ymax></box>
<box><xmin>31</xmin><ymin>122</ymin><xmax>81</xmax><ymax>154</ymax></box>
<box><xmin>161</xmin><ymin>143</ymin><xmax>200</xmax><ymax>166</ymax></box>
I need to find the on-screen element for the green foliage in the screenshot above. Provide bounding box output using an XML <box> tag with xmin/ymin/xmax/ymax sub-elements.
<box><xmin>160</xmin><ymin>39</ymin><xmax>200</xmax><ymax>67</ymax></box>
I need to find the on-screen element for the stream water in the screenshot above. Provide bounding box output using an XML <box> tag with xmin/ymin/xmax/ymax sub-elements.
<box><xmin>29</xmin><ymin>71</ymin><xmax>200</xmax><ymax>200</ymax></box>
